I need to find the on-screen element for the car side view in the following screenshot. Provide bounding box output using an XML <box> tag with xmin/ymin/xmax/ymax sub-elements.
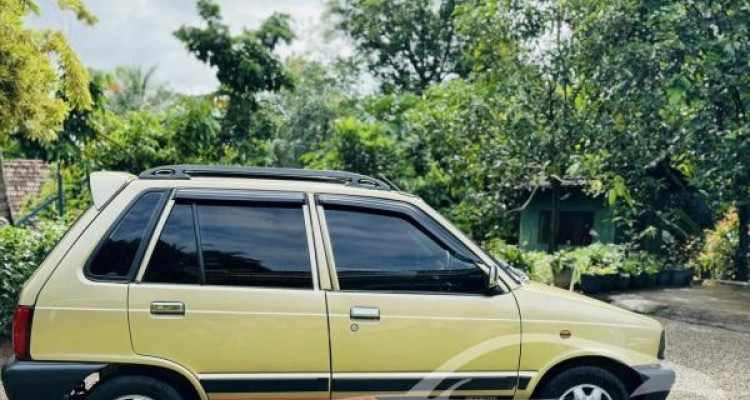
<box><xmin>1</xmin><ymin>165</ymin><xmax>674</xmax><ymax>400</ymax></box>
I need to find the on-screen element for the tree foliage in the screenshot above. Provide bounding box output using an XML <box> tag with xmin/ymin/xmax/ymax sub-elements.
<box><xmin>328</xmin><ymin>0</ymin><xmax>472</xmax><ymax>93</ymax></box>
<box><xmin>107</xmin><ymin>66</ymin><xmax>177</xmax><ymax>114</ymax></box>
<box><xmin>267</xmin><ymin>58</ymin><xmax>359</xmax><ymax>167</ymax></box>
<box><xmin>0</xmin><ymin>0</ymin><xmax>96</xmax><ymax>142</ymax></box>
<box><xmin>175</xmin><ymin>0</ymin><xmax>295</xmax><ymax>162</ymax></box>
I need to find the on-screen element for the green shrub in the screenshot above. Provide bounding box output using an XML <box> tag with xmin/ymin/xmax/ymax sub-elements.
<box><xmin>695</xmin><ymin>209</ymin><xmax>741</xmax><ymax>279</ymax></box>
<box><xmin>0</xmin><ymin>221</ymin><xmax>67</xmax><ymax>341</ymax></box>
<box><xmin>483</xmin><ymin>240</ymin><xmax>667</xmax><ymax>286</ymax></box>
<box><xmin>483</xmin><ymin>239</ymin><xmax>531</xmax><ymax>272</ymax></box>
<box><xmin>549</xmin><ymin>251</ymin><xmax>574</xmax><ymax>274</ymax></box>
<box><xmin>556</xmin><ymin>244</ymin><xmax>624</xmax><ymax>278</ymax></box>
<box><xmin>525</xmin><ymin>251</ymin><xmax>553</xmax><ymax>284</ymax></box>
<box><xmin>483</xmin><ymin>239</ymin><xmax>553</xmax><ymax>284</ymax></box>
<box><xmin>623</xmin><ymin>251</ymin><xmax>663</xmax><ymax>275</ymax></box>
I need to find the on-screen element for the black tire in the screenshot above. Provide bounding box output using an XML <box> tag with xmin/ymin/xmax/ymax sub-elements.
<box><xmin>86</xmin><ymin>376</ymin><xmax>182</xmax><ymax>400</ymax></box>
<box><xmin>534</xmin><ymin>366</ymin><xmax>629</xmax><ymax>400</ymax></box>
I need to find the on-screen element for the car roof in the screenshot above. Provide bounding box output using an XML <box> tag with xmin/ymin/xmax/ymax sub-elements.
<box><xmin>91</xmin><ymin>165</ymin><xmax>420</xmax><ymax>210</ymax></box>
<box><xmin>140</xmin><ymin>165</ymin><xmax>393</xmax><ymax>191</ymax></box>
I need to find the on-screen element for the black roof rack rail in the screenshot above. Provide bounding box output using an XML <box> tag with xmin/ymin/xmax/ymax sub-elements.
<box><xmin>139</xmin><ymin>165</ymin><xmax>392</xmax><ymax>191</ymax></box>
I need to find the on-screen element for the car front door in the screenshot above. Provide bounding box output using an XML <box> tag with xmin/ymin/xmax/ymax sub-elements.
<box><xmin>128</xmin><ymin>189</ymin><xmax>330</xmax><ymax>400</ymax></box>
<box><xmin>317</xmin><ymin>195</ymin><xmax>524</xmax><ymax>400</ymax></box>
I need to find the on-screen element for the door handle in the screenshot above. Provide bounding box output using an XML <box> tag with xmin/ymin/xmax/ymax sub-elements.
<box><xmin>350</xmin><ymin>306</ymin><xmax>380</xmax><ymax>321</ymax></box>
<box><xmin>151</xmin><ymin>301</ymin><xmax>185</xmax><ymax>316</ymax></box>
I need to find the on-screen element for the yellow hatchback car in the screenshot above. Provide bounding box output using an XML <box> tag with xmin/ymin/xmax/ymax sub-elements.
<box><xmin>2</xmin><ymin>165</ymin><xmax>674</xmax><ymax>400</ymax></box>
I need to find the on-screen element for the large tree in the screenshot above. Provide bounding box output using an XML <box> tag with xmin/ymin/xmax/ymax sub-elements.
<box><xmin>327</xmin><ymin>0</ymin><xmax>472</xmax><ymax>94</ymax></box>
<box><xmin>267</xmin><ymin>58</ymin><xmax>359</xmax><ymax>167</ymax></box>
<box><xmin>566</xmin><ymin>0</ymin><xmax>749</xmax><ymax>278</ymax></box>
<box><xmin>175</xmin><ymin>0</ymin><xmax>295</xmax><ymax>163</ymax></box>
<box><xmin>675</xmin><ymin>0</ymin><xmax>750</xmax><ymax>281</ymax></box>
<box><xmin>0</xmin><ymin>0</ymin><xmax>96</xmax><ymax>142</ymax></box>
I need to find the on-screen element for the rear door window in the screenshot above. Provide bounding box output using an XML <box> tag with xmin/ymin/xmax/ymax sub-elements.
<box><xmin>142</xmin><ymin>196</ymin><xmax>313</xmax><ymax>289</ymax></box>
<box><xmin>198</xmin><ymin>203</ymin><xmax>313</xmax><ymax>288</ymax></box>
<box><xmin>143</xmin><ymin>203</ymin><xmax>201</xmax><ymax>285</ymax></box>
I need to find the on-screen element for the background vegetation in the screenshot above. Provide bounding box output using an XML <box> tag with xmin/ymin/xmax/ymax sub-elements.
<box><xmin>1</xmin><ymin>0</ymin><xmax>750</xmax><ymax>338</ymax></box>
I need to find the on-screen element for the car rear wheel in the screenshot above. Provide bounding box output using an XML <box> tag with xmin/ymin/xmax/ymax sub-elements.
<box><xmin>535</xmin><ymin>366</ymin><xmax>629</xmax><ymax>400</ymax></box>
<box><xmin>86</xmin><ymin>376</ymin><xmax>181</xmax><ymax>400</ymax></box>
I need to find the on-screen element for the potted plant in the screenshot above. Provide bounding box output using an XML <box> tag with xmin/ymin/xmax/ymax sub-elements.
<box><xmin>616</xmin><ymin>272</ymin><xmax>631</xmax><ymax>291</ymax></box>
<box><xmin>551</xmin><ymin>252</ymin><xmax>574</xmax><ymax>289</ymax></box>
<box><xmin>598</xmin><ymin>267</ymin><xmax>618</xmax><ymax>292</ymax></box>
<box><xmin>657</xmin><ymin>265</ymin><xmax>672</xmax><ymax>286</ymax></box>
<box><xmin>623</xmin><ymin>257</ymin><xmax>645</xmax><ymax>290</ymax></box>
<box><xmin>644</xmin><ymin>257</ymin><xmax>661</xmax><ymax>288</ymax></box>
<box><xmin>670</xmin><ymin>266</ymin><xmax>692</xmax><ymax>287</ymax></box>
<box><xmin>580</xmin><ymin>272</ymin><xmax>602</xmax><ymax>294</ymax></box>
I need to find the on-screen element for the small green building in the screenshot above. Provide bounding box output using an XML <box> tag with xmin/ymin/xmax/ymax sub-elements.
<box><xmin>519</xmin><ymin>184</ymin><xmax>616</xmax><ymax>251</ymax></box>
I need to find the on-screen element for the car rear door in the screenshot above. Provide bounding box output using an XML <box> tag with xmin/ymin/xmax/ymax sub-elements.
<box><xmin>316</xmin><ymin>195</ymin><xmax>524</xmax><ymax>400</ymax></box>
<box><xmin>128</xmin><ymin>189</ymin><xmax>330</xmax><ymax>400</ymax></box>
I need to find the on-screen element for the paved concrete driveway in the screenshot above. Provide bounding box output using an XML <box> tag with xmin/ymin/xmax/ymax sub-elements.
<box><xmin>606</xmin><ymin>284</ymin><xmax>750</xmax><ymax>334</ymax></box>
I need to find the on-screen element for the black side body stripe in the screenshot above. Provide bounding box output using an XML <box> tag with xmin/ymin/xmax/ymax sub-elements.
<box><xmin>201</xmin><ymin>375</ymin><xmax>526</xmax><ymax>394</ymax></box>
<box><xmin>332</xmin><ymin>377</ymin><xmax>519</xmax><ymax>392</ymax></box>
<box><xmin>201</xmin><ymin>377</ymin><xmax>329</xmax><ymax>393</ymax></box>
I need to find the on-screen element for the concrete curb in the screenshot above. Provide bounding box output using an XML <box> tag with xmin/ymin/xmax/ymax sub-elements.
<box><xmin>705</xmin><ymin>279</ymin><xmax>750</xmax><ymax>289</ymax></box>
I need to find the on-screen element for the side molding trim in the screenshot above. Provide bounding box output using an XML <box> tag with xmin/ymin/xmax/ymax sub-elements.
<box><xmin>198</xmin><ymin>372</ymin><xmax>537</xmax><ymax>395</ymax></box>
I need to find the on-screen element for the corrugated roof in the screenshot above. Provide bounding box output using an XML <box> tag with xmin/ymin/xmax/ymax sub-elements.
<box><xmin>0</xmin><ymin>159</ymin><xmax>51</xmax><ymax>223</ymax></box>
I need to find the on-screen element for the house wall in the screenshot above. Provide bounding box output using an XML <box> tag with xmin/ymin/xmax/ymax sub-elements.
<box><xmin>519</xmin><ymin>191</ymin><xmax>615</xmax><ymax>251</ymax></box>
<box><xmin>0</xmin><ymin>159</ymin><xmax>51</xmax><ymax>224</ymax></box>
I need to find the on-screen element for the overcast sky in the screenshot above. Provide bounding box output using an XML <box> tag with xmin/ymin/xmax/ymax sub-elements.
<box><xmin>29</xmin><ymin>0</ymin><xmax>336</xmax><ymax>94</ymax></box>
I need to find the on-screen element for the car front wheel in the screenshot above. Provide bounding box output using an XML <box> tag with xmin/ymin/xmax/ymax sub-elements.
<box><xmin>535</xmin><ymin>366</ymin><xmax>629</xmax><ymax>400</ymax></box>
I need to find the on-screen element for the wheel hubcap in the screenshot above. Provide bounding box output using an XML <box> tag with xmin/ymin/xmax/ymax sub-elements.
<box><xmin>113</xmin><ymin>396</ymin><xmax>155</xmax><ymax>400</ymax></box>
<box><xmin>560</xmin><ymin>384</ymin><xmax>613</xmax><ymax>400</ymax></box>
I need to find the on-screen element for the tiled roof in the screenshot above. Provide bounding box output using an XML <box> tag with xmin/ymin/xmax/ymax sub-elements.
<box><xmin>0</xmin><ymin>159</ymin><xmax>51</xmax><ymax>223</ymax></box>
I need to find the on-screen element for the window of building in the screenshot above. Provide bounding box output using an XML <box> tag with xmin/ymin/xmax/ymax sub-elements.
<box><xmin>538</xmin><ymin>211</ymin><xmax>595</xmax><ymax>246</ymax></box>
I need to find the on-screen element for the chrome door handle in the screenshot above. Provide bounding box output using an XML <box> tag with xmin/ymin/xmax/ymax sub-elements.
<box><xmin>151</xmin><ymin>301</ymin><xmax>185</xmax><ymax>316</ymax></box>
<box><xmin>350</xmin><ymin>306</ymin><xmax>380</xmax><ymax>321</ymax></box>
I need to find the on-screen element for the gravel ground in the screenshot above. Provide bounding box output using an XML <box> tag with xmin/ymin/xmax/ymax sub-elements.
<box><xmin>1</xmin><ymin>318</ymin><xmax>748</xmax><ymax>400</ymax></box>
<box><xmin>663</xmin><ymin>318</ymin><xmax>750</xmax><ymax>400</ymax></box>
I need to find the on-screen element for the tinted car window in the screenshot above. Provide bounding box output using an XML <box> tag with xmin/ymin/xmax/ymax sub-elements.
<box><xmin>198</xmin><ymin>203</ymin><xmax>312</xmax><ymax>288</ymax></box>
<box><xmin>143</xmin><ymin>203</ymin><xmax>201</xmax><ymax>284</ymax></box>
<box><xmin>88</xmin><ymin>192</ymin><xmax>162</xmax><ymax>279</ymax></box>
<box><xmin>326</xmin><ymin>208</ymin><xmax>485</xmax><ymax>294</ymax></box>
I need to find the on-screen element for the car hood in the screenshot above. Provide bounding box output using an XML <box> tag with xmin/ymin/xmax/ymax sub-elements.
<box><xmin>515</xmin><ymin>281</ymin><xmax>662</xmax><ymax>330</ymax></box>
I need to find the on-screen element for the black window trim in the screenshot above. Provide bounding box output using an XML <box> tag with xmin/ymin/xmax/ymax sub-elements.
<box><xmin>84</xmin><ymin>189</ymin><xmax>170</xmax><ymax>283</ymax></box>
<box><xmin>192</xmin><ymin>202</ymin><xmax>207</xmax><ymax>285</ymax></box>
<box><xmin>318</xmin><ymin>194</ymin><xmax>496</xmax><ymax>296</ymax></box>
<box><xmin>174</xmin><ymin>189</ymin><xmax>305</xmax><ymax>205</ymax></box>
<box><xmin>140</xmin><ymin>188</ymin><xmax>316</xmax><ymax>290</ymax></box>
